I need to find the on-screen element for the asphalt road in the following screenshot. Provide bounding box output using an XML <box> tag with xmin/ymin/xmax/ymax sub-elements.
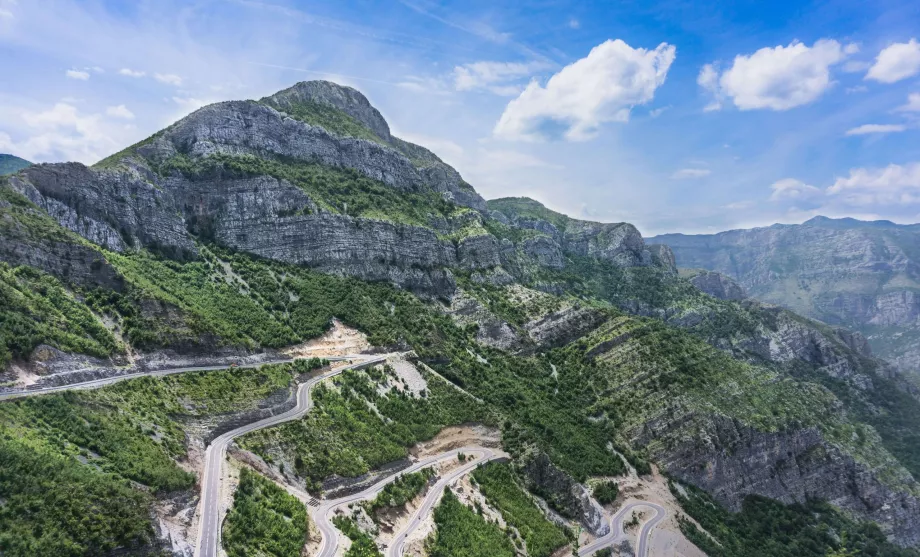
<box><xmin>305</xmin><ymin>446</ymin><xmax>500</xmax><ymax>557</ymax></box>
<box><xmin>578</xmin><ymin>501</ymin><xmax>666</xmax><ymax>557</ymax></box>
<box><xmin>385</xmin><ymin>448</ymin><xmax>499</xmax><ymax>557</ymax></box>
<box><xmin>0</xmin><ymin>356</ymin><xmax>365</xmax><ymax>401</ymax></box>
<box><xmin>194</xmin><ymin>355</ymin><xmax>387</xmax><ymax>557</ymax></box>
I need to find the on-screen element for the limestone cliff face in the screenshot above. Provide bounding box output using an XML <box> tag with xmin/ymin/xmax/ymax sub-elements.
<box><xmin>636</xmin><ymin>411</ymin><xmax>920</xmax><ymax>546</ymax></box>
<box><xmin>4</xmin><ymin>84</ymin><xmax>676</xmax><ymax>300</ymax></box>
<box><xmin>488</xmin><ymin>199</ymin><xmax>678</xmax><ymax>275</ymax></box>
<box><xmin>652</xmin><ymin>217</ymin><xmax>920</xmax><ymax>379</ymax></box>
<box><xmin>684</xmin><ymin>269</ymin><xmax>746</xmax><ymax>301</ymax></box>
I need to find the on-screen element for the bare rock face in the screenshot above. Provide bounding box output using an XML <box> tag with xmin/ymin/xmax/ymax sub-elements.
<box><xmin>266</xmin><ymin>80</ymin><xmax>393</xmax><ymax>141</ymax></box>
<box><xmin>11</xmin><ymin>163</ymin><xmax>195</xmax><ymax>258</ymax></box>
<box><xmin>517</xmin><ymin>449</ymin><xmax>609</xmax><ymax>536</ymax></box>
<box><xmin>523</xmin><ymin>306</ymin><xmax>608</xmax><ymax>349</ymax></box>
<box><xmin>636</xmin><ymin>411</ymin><xmax>920</xmax><ymax>547</ymax></box>
<box><xmin>688</xmin><ymin>270</ymin><xmax>746</xmax><ymax>300</ymax></box>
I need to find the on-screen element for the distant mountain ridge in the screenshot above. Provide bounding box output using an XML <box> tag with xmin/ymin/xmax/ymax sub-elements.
<box><xmin>651</xmin><ymin>216</ymin><xmax>920</xmax><ymax>379</ymax></box>
<box><xmin>0</xmin><ymin>154</ymin><xmax>31</xmax><ymax>176</ymax></box>
<box><xmin>4</xmin><ymin>82</ymin><xmax>920</xmax><ymax>552</ymax></box>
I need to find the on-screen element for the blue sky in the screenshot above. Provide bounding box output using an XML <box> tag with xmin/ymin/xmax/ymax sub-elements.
<box><xmin>1</xmin><ymin>0</ymin><xmax>919</xmax><ymax>235</ymax></box>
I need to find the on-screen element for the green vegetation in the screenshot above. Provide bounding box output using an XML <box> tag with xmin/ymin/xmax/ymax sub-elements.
<box><xmin>0</xmin><ymin>154</ymin><xmax>31</xmax><ymax>176</ymax></box>
<box><xmin>332</xmin><ymin>516</ymin><xmax>382</xmax><ymax>557</ymax></box>
<box><xmin>0</xmin><ymin>434</ymin><xmax>155</xmax><ymax>557</ymax></box>
<box><xmin>487</xmin><ymin>197</ymin><xmax>572</xmax><ymax>231</ymax></box>
<box><xmin>223</xmin><ymin>467</ymin><xmax>309</xmax><ymax>557</ymax></box>
<box><xmin>0</xmin><ymin>263</ymin><xmax>120</xmax><ymax>369</ymax></box>
<box><xmin>671</xmin><ymin>481</ymin><xmax>918</xmax><ymax>557</ymax></box>
<box><xmin>426</xmin><ymin>489</ymin><xmax>515</xmax><ymax>557</ymax></box>
<box><xmin>592</xmin><ymin>480</ymin><xmax>619</xmax><ymax>505</ymax></box>
<box><xmin>366</xmin><ymin>468</ymin><xmax>434</xmax><ymax>516</ymax></box>
<box><xmin>0</xmin><ymin>359</ymin><xmax>328</xmax><ymax>556</ymax></box>
<box><xmin>0</xmin><ymin>391</ymin><xmax>194</xmax><ymax>492</ymax></box>
<box><xmin>471</xmin><ymin>462</ymin><xmax>569</xmax><ymax>557</ymax></box>
<box><xmin>240</xmin><ymin>366</ymin><xmax>490</xmax><ymax>492</ymax></box>
<box><xmin>260</xmin><ymin>97</ymin><xmax>386</xmax><ymax>145</ymax></box>
<box><xmin>153</xmin><ymin>152</ymin><xmax>461</xmax><ymax>227</ymax></box>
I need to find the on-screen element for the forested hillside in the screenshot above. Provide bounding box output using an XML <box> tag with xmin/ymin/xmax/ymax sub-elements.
<box><xmin>1</xmin><ymin>81</ymin><xmax>918</xmax><ymax>557</ymax></box>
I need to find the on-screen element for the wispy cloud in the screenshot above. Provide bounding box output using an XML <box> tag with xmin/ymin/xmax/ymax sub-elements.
<box><xmin>105</xmin><ymin>105</ymin><xmax>135</xmax><ymax>120</ymax></box>
<box><xmin>672</xmin><ymin>168</ymin><xmax>711</xmax><ymax>179</ymax></box>
<box><xmin>119</xmin><ymin>68</ymin><xmax>146</xmax><ymax>77</ymax></box>
<box><xmin>65</xmin><ymin>69</ymin><xmax>89</xmax><ymax>80</ymax></box>
<box><xmin>845</xmin><ymin>123</ymin><xmax>907</xmax><ymax>136</ymax></box>
<box><xmin>453</xmin><ymin>60</ymin><xmax>549</xmax><ymax>95</ymax></box>
<box><xmin>154</xmin><ymin>73</ymin><xmax>183</xmax><ymax>86</ymax></box>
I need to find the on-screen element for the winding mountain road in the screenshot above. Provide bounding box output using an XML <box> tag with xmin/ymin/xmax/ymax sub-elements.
<box><xmin>579</xmin><ymin>501</ymin><xmax>666</xmax><ymax>557</ymax></box>
<box><xmin>0</xmin><ymin>356</ymin><xmax>363</xmax><ymax>401</ymax></box>
<box><xmin>305</xmin><ymin>447</ymin><xmax>501</xmax><ymax>557</ymax></box>
<box><xmin>194</xmin><ymin>355</ymin><xmax>387</xmax><ymax>557</ymax></box>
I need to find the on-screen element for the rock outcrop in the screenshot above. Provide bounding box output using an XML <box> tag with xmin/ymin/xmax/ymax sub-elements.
<box><xmin>517</xmin><ymin>449</ymin><xmax>609</xmax><ymax>536</ymax></box>
<box><xmin>637</xmin><ymin>411</ymin><xmax>920</xmax><ymax>547</ymax></box>
<box><xmin>652</xmin><ymin>217</ymin><xmax>920</xmax><ymax>379</ymax></box>
<box><xmin>685</xmin><ymin>270</ymin><xmax>746</xmax><ymax>300</ymax></box>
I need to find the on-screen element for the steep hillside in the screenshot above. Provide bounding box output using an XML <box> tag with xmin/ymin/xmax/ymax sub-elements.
<box><xmin>1</xmin><ymin>81</ymin><xmax>919</xmax><ymax>556</ymax></box>
<box><xmin>0</xmin><ymin>154</ymin><xmax>31</xmax><ymax>176</ymax></box>
<box><xmin>651</xmin><ymin>217</ymin><xmax>920</xmax><ymax>380</ymax></box>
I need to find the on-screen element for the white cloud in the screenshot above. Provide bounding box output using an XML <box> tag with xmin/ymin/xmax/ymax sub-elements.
<box><xmin>106</xmin><ymin>104</ymin><xmax>135</xmax><ymax>120</ymax></box>
<box><xmin>770</xmin><ymin>178</ymin><xmax>822</xmax><ymax>201</ymax></box>
<box><xmin>568</xmin><ymin>18</ymin><xmax>580</xmax><ymax>29</ymax></box>
<box><xmin>842</xmin><ymin>60</ymin><xmax>870</xmax><ymax>73</ymax></box>
<box><xmin>494</xmin><ymin>39</ymin><xmax>676</xmax><ymax>141</ymax></box>
<box><xmin>697</xmin><ymin>63</ymin><xmax>722</xmax><ymax>111</ymax></box>
<box><xmin>845</xmin><ymin>85</ymin><xmax>868</xmax><ymax>94</ymax></box>
<box><xmin>65</xmin><ymin>69</ymin><xmax>90</xmax><ymax>80</ymax></box>
<box><xmin>154</xmin><ymin>73</ymin><xmax>183</xmax><ymax>86</ymax></box>
<box><xmin>171</xmin><ymin>96</ymin><xmax>208</xmax><ymax>110</ymax></box>
<box><xmin>0</xmin><ymin>102</ymin><xmax>126</xmax><ymax>163</ymax></box>
<box><xmin>119</xmin><ymin>68</ymin><xmax>146</xmax><ymax>77</ymax></box>
<box><xmin>828</xmin><ymin>163</ymin><xmax>920</xmax><ymax>205</ymax></box>
<box><xmin>649</xmin><ymin>106</ymin><xmax>670</xmax><ymax>118</ymax></box>
<box><xmin>453</xmin><ymin>60</ymin><xmax>548</xmax><ymax>95</ymax></box>
<box><xmin>845</xmin><ymin>123</ymin><xmax>907</xmax><ymax>136</ymax></box>
<box><xmin>866</xmin><ymin>39</ymin><xmax>920</xmax><ymax>83</ymax></box>
<box><xmin>671</xmin><ymin>168</ymin><xmax>711</xmax><ymax>179</ymax></box>
<box><xmin>896</xmin><ymin>92</ymin><xmax>920</xmax><ymax>112</ymax></box>
<box><xmin>700</xmin><ymin>40</ymin><xmax>848</xmax><ymax>111</ymax></box>
<box><xmin>724</xmin><ymin>200</ymin><xmax>756</xmax><ymax>210</ymax></box>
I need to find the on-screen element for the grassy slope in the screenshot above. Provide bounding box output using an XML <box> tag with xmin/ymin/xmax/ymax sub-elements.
<box><xmin>240</xmin><ymin>366</ymin><xmax>491</xmax><ymax>492</ymax></box>
<box><xmin>427</xmin><ymin>489</ymin><xmax>515</xmax><ymax>557</ymax></box>
<box><xmin>673</xmin><ymin>481</ymin><xmax>915</xmax><ymax>557</ymax></box>
<box><xmin>471</xmin><ymin>462</ymin><xmax>569</xmax><ymax>557</ymax></box>
<box><xmin>0</xmin><ymin>361</ymin><xmax>321</xmax><ymax>555</ymax></box>
<box><xmin>223</xmin><ymin>467</ymin><xmax>310</xmax><ymax>557</ymax></box>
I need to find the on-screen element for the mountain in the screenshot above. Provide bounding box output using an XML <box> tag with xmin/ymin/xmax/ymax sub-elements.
<box><xmin>2</xmin><ymin>81</ymin><xmax>920</xmax><ymax>556</ymax></box>
<box><xmin>0</xmin><ymin>154</ymin><xmax>31</xmax><ymax>176</ymax></box>
<box><xmin>651</xmin><ymin>217</ymin><xmax>920</xmax><ymax>381</ymax></box>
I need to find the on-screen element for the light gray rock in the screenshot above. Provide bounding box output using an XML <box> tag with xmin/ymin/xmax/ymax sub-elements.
<box><xmin>636</xmin><ymin>411</ymin><xmax>920</xmax><ymax>547</ymax></box>
<box><xmin>688</xmin><ymin>270</ymin><xmax>746</xmax><ymax>301</ymax></box>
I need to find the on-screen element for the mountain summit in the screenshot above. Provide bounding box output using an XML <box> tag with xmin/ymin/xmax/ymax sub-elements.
<box><xmin>3</xmin><ymin>81</ymin><xmax>920</xmax><ymax>555</ymax></box>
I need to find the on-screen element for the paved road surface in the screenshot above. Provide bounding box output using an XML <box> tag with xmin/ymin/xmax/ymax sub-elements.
<box><xmin>0</xmin><ymin>356</ymin><xmax>363</xmax><ymax>401</ymax></box>
<box><xmin>579</xmin><ymin>501</ymin><xmax>666</xmax><ymax>557</ymax></box>
<box><xmin>305</xmin><ymin>447</ymin><xmax>499</xmax><ymax>557</ymax></box>
<box><xmin>195</xmin><ymin>355</ymin><xmax>387</xmax><ymax>557</ymax></box>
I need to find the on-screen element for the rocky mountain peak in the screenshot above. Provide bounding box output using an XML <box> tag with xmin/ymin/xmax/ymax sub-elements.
<box><xmin>263</xmin><ymin>80</ymin><xmax>392</xmax><ymax>141</ymax></box>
